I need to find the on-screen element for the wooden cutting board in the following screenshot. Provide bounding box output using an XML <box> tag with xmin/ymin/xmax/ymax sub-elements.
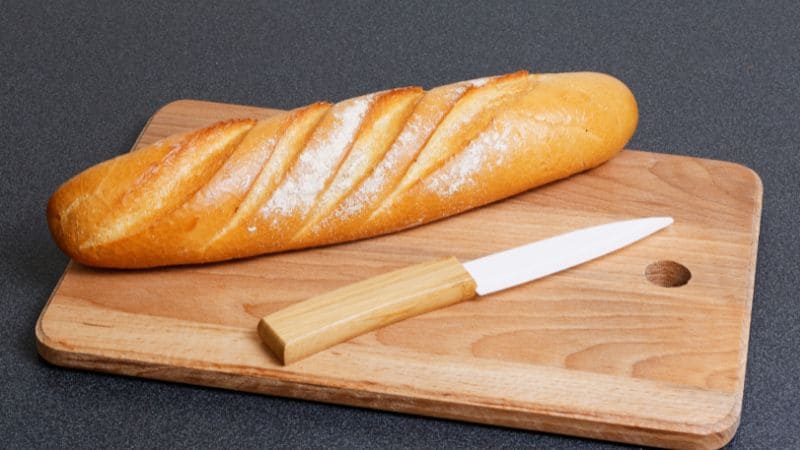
<box><xmin>36</xmin><ymin>99</ymin><xmax>762</xmax><ymax>449</ymax></box>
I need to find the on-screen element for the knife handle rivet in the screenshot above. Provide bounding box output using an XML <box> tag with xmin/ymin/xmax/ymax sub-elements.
<box><xmin>645</xmin><ymin>260</ymin><xmax>691</xmax><ymax>287</ymax></box>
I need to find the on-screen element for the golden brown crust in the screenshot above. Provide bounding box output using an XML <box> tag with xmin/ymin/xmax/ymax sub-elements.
<box><xmin>47</xmin><ymin>71</ymin><xmax>638</xmax><ymax>268</ymax></box>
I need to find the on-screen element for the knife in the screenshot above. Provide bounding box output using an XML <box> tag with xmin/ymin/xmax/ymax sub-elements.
<box><xmin>258</xmin><ymin>217</ymin><xmax>673</xmax><ymax>364</ymax></box>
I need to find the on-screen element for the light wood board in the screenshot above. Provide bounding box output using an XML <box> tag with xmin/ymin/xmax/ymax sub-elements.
<box><xmin>36</xmin><ymin>99</ymin><xmax>762</xmax><ymax>449</ymax></box>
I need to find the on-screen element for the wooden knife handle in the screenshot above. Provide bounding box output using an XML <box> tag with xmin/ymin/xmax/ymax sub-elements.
<box><xmin>258</xmin><ymin>257</ymin><xmax>478</xmax><ymax>364</ymax></box>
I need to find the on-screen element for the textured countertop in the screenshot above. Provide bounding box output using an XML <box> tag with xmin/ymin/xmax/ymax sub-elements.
<box><xmin>2</xmin><ymin>1</ymin><xmax>798</xmax><ymax>448</ymax></box>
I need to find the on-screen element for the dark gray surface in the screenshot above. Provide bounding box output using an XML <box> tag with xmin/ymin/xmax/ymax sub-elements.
<box><xmin>2</xmin><ymin>0</ymin><xmax>798</xmax><ymax>448</ymax></box>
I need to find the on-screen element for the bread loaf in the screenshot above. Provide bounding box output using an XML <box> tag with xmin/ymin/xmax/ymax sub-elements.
<box><xmin>47</xmin><ymin>71</ymin><xmax>638</xmax><ymax>268</ymax></box>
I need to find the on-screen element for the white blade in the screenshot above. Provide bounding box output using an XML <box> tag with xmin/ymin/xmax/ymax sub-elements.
<box><xmin>463</xmin><ymin>217</ymin><xmax>673</xmax><ymax>296</ymax></box>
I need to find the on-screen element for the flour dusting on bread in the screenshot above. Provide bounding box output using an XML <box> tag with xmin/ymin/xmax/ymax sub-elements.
<box><xmin>425</xmin><ymin>122</ymin><xmax>513</xmax><ymax>197</ymax></box>
<box><xmin>261</xmin><ymin>95</ymin><xmax>373</xmax><ymax>218</ymax></box>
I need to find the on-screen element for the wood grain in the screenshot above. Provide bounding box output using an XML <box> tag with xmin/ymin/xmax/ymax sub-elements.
<box><xmin>36</xmin><ymin>99</ymin><xmax>762</xmax><ymax>449</ymax></box>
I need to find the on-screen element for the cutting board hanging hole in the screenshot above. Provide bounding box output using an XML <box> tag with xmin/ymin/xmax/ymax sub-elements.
<box><xmin>645</xmin><ymin>261</ymin><xmax>691</xmax><ymax>287</ymax></box>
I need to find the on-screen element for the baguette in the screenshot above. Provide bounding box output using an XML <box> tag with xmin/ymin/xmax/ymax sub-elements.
<box><xmin>47</xmin><ymin>71</ymin><xmax>638</xmax><ymax>268</ymax></box>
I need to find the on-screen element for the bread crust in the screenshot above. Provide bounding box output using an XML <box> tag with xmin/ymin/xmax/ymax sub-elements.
<box><xmin>48</xmin><ymin>71</ymin><xmax>638</xmax><ymax>268</ymax></box>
